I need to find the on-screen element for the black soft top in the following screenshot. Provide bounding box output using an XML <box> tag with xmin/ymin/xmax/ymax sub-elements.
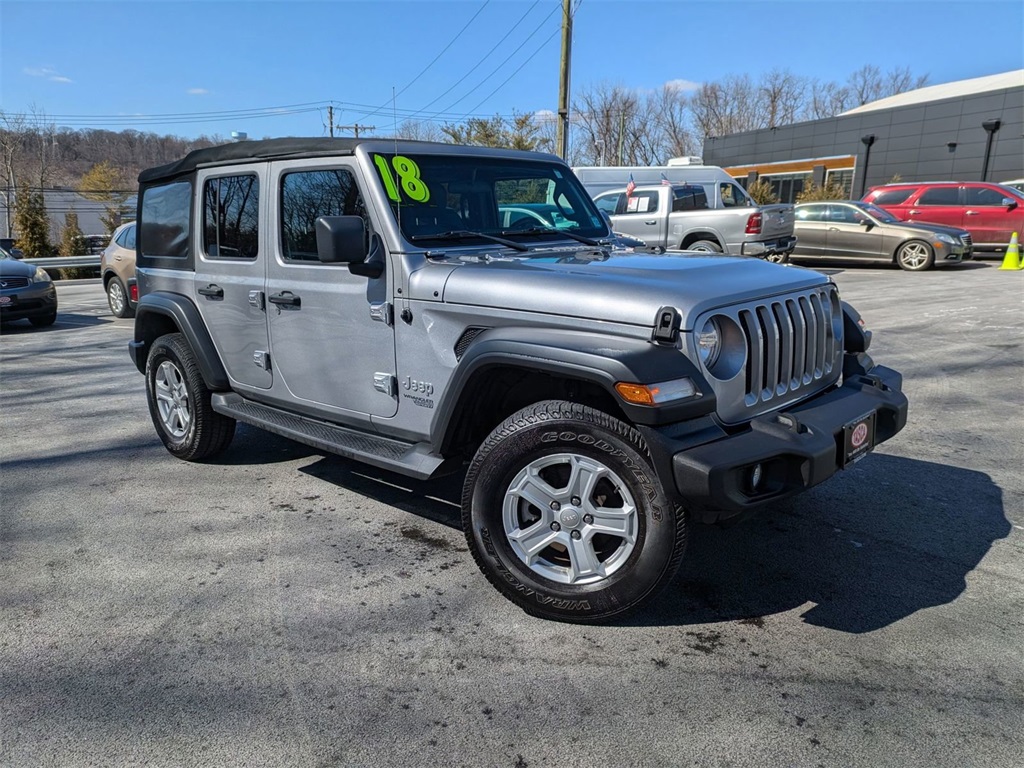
<box><xmin>138</xmin><ymin>137</ymin><xmax>558</xmax><ymax>185</ymax></box>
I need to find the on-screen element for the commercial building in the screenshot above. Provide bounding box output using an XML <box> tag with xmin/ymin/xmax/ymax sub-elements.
<box><xmin>703</xmin><ymin>70</ymin><xmax>1023</xmax><ymax>202</ymax></box>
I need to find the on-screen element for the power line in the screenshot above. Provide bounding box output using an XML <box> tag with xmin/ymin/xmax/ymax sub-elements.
<box><xmin>430</xmin><ymin>2</ymin><xmax>562</xmax><ymax>118</ymax></box>
<box><xmin>398</xmin><ymin>0</ymin><xmax>542</xmax><ymax>121</ymax></box>
<box><xmin>464</xmin><ymin>26</ymin><xmax>562</xmax><ymax>118</ymax></box>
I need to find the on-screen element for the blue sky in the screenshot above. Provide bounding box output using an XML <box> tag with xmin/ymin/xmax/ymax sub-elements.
<box><xmin>2</xmin><ymin>0</ymin><xmax>1022</xmax><ymax>139</ymax></box>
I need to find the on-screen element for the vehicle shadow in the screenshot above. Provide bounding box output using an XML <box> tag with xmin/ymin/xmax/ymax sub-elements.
<box><xmin>298</xmin><ymin>452</ymin><xmax>1008</xmax><ymax>634</ymax></box>
<box><xmin>633</xmin><ymin>454</ymin><xmax>1010</xmax><ymax>632</ymax></box>
<box><xmin>0</xmin><ymin>313</ymin><xmax>112</xmax><ymax>334</ymax></box>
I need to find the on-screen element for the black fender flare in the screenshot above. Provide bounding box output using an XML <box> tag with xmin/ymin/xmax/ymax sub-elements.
<box><xmin>431</xmin><ymin>326</ymin><xmax>716</xmax><ymax>449</ymax></box>
<box><xmin>129</xmin><ymin>291</ymin><xmax>230</xmax><ymax>390</ymax></box>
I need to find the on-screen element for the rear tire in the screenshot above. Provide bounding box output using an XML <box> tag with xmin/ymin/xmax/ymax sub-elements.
<box><xmin>462</xmin><ymin>400</ymin><xmax>687</xmax><ymax>623</ymax></box>
<box><xmin>106</xmin><ymin>277</ymin><xmax>134</xmax><ymax>318</ymax></box>
<box><xmin>145</xmin><ymin>333</ymin><xmax>235</xmax><ymax>461</ymax></box>
<box><xmin>686</xmin><ymin>240</ymin><xmax>722</xmax><ymax>253</ymax></box>
<box><xmin>896</xmin><ymin>240</ymin><xmax>934</xmax><ymax>271</ymax></box>
<box><xmin>763</xmin><ymin>251</ymin><xmax>790</xmax><ymax>264</ymax></box>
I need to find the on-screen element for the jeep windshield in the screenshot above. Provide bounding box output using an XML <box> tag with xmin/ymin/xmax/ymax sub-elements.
<box><xmin>369</xmin><ymin>152</ymin><xmax>609</xmax><ymax>248</ymax></box>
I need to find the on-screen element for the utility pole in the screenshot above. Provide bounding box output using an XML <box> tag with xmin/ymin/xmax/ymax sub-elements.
<box><xmin>337</xmin><ymin>123</ymin><xmax>376</xmax><ymax>138</ymax></box>
<box><xmin>555</xmin><ymin>0</ymin><xmax>573</xmax><ymax>160</ymax></box>
<box><xmin>328</xmin><ymin>105</ymin><xmax>334</xmax><ymax>138</ymax></box>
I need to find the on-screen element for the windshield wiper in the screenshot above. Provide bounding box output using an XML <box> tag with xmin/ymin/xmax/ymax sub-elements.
<box><xmin>409</xmin><ymin>230</ymin><xmax>529</xmax><ymax>252</ymax></box>
<box><xmin>498</xmin><ymin>226</ymin><xmax>601</xmax><ymax>247</ymax></box>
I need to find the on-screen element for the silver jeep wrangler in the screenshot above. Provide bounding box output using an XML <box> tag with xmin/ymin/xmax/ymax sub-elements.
<box><xmin>129</xmin><ymin>138</ymin><xmax>907</xmax><ymax>623</ymax></box>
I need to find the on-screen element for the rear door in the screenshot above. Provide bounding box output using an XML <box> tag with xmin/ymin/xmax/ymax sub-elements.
<box><xmin>905</xmin><ymin>186</ymin><xmax>964</xmax><ymax>229</ymax></box>
<box><xmin>963</xmin><ymin>185</ymin><xmax>1021</xmax><ymax>247</ymax></box>
<box><xmin>792</xmin><ymin>204</ymin><xmax>829</xmax><ymax>255</ymax></box>
<box><xmin>265</xmin><ymin>160</ymin><xmax>397</xmax><ymax>419</ymax></box>
<box><xmin>193</xmin><ymin>168</ymin><xmax>271</xmax><ymax>389</ymax></box>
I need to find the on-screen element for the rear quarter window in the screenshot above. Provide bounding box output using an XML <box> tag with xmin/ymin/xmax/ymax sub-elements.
<box><xmin>140</xmin><ymin>181</ymin><xmax>192</xmax><ymax>261</ymax></box>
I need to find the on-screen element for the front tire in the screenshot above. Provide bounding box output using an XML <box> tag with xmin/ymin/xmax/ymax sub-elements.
<box><xmin>106</xmin><ymin>277</ymin><xmax>134</xmax><ymax>318</ymax></box>
<box><xmin>462</xmin><ymin>400</ymin><xmax>687</xmax><ymax>623</ymax></box>
<box><xmin>145</xmin><ymin>333</ymin><xmax>235</xmax><ymax>461</ymax></box>
<box><xmin>896</xmin><ymin>240</ymin><xmax>934</xmax><ymax>271</ymax></box>
<box><xmin>29</xmin><ymin>310</ymin><xmax>57</xmax><ymax>327</ymax></box>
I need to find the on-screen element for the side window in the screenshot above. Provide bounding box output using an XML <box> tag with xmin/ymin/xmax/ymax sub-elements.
<box><xmin>917</xmin><ymin>187</ymin><xmax>960</xmax><ymax>205</ymax></box>
<box><xmin>796</xmin><ymin>205</ymin><xmax>826</xmax><ymax>222</ymax></box>
<box><xmin>115</xmin><ymin>227</ymin><xmax>130</xmax><ymax>247</ymax></box>
<box><xmin>671</xmin><ymin>186</ymin><xmax>708</xmax><ymax>212</ymax></box>
<box><xmin>594</xmin><ymin>193</ymin><xmax>623</xmax><ymax>216</ymax></box>
<box><xmin>827</xmin><ymin>205</ymin><xmax>862</xmax><ymax>224</ymax></box>
<box><xmin>280</xmin><ymin>169</ymin><xmax>369</xmax><ymax>263</ymax></box>
<box><xmin>719</xmin><ymin>182</ymin><xmax>749</xmax><ymax>208</ymax></box>
<box><xmin>964</xmin><ymin>186</ymin><xmax>1007</xmax><ymax>206</ymax></box>
<box><xmin>203</xmin><ymin>175</ymin><xmax>259</xmax><ymax>259</ymax></box>
<box><xmin>140</xmin><ymin>180</ymin><xmax>191</xmax><ymax>259</ymax></box>
<box><xmin>624</xmin><ymin>190</ymin><xmax>659</xmax><ymax>214</ymax></box>
<box><xmin>125</xmin><ymin>224</ymin><xmax>136</xmax><ymax>250</ymax></box>
<box><xmin>873</xmin><ymin>188</ymin><xmax>914</xmax><ymax>206</ymax></box>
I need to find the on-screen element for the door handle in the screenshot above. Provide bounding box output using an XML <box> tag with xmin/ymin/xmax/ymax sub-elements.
<box><xmin>828</xmin><ymin>226</ymin><xmax>840</xmax><ymax>231</ymax></box>
<box><xmin>268</xmin><ymin>291</ymin><xmax>301</xmax><ymax>307</ymax></box>
<box><xmin>908</xmin><ymin>209</ymin><xmax>921</xmax><ymax>215</ymax></box>
<box><xmin>965</xmin><ymin>210</ymin><xmax>980</xmax><ymax>216</ymax></box>
<box><xmin>198</xmin><ymin>284</ymin><xmax>224</xmax><ymax>298</ymax></box>
<box><xmin>644</xmin><ymin>220</ymin><xmax>657</xmax><ymax>225</ymax></box>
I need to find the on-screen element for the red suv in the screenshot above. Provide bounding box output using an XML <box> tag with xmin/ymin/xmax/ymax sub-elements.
<box><xmin>863</xmin><ymin>182</ymin><xmax>1024</xmax><ymax>253</ymax></box>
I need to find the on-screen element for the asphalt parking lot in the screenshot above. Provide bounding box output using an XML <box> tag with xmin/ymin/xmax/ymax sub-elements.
<box><xmin>2</xmin><ymin>263</ymin><xmax>1022</xmax><ymax>768</ymax></box>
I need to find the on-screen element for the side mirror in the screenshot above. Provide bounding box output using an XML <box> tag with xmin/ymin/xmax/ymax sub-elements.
<box><xmin>315</xmin><ymin>215</ymin><xmax>368</xmax><ymax>265</ymax></box>
<box><xmin>1001</xmin><ymin>197</ymin><xmax>1017</xmax><ymax>209</ymax></box>
<box><xmin>11</xmin><ymin>248</ymin><xmax>24</xmax><ymax>259</ymax></box>
<box><xmin>859</xmin><ymin>219</ymin><xmax>874</xmax><ymax>230</ymax></box>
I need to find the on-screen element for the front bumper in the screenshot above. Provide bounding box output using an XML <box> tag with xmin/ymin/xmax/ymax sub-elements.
<box><xmin>742</xmin><ymin>236</ymin><xmax>798</xmax><ymax>257</ymax></box>
<box><xmin>0</xmin><ymin>284</ymin><xmax>57</xmax><ymax>321</ymax></box>
<box><xmin>658</xmin><ymin>363</ymin><xmax>906</xmax><ymax>517</ymax></box>
<box><xmin>935</xmin><ymin>242</ymin><xmax>973</xmax><ymax>266</ymax></box>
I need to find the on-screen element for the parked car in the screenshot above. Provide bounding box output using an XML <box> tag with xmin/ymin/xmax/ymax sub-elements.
<box><xmin>791</xmin><ymin>201</ymin><xmax>973</xmax><ymax>270</ymax></box>
<box><xmin>128</xmin><ymin>138</ymin><xmax>906</xmax><ymax>623</ymax></box>
<box><xmin>863</xmin><ymin>182</ymin><xmax>1024</xmax><ymax>253</ymax></box>
<box><xmin>100</xmin><ymin>221</ymin><xmax>137</xmax><ymax>318</ymax></box>
<box><xmin>591</xmin><ymin>182</ymin><xmax>796</xmax><ymax>261</ymax></box>
<box><xmin>0</xmin><ymin>248</ymin><xmax>58</xmax><ymax>326</ymax></box>
<box><xmin>1000</xmin><ymin>179</ymin><xmax>1024</xmax><ymax>194</ymax></box>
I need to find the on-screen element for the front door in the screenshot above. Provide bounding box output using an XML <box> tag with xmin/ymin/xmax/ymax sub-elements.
<box><xmin>265</xmin><ymin>161</ymin><xmax>397</xmax><ymax>419</ymax></box>
<box><xmin>905</xmin><ymin>186</ymin><xmax>964</xmax><ymax>230</ymax></box>
<box><xmin>963</xmin><ymin>185</ymin><xmax>1019</xmax><ymax>247</ymax></box>
<box><xmin>193</xmin><ymin>168</ymin><xmax>271</xmax><ymax>389</ymax></box>
<box><xmin>608</xmin><ymin>189</ymin><xmax>663</xmax><ymax>246</ymax></box>
<box><xmin>825</xmin><ymin>204</ymin><xmax>884</xmax><ymax>260</ymax></box>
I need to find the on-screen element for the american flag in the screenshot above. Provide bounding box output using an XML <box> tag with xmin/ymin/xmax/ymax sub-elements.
<box><xmin>625</xmin><ymin>172</ymin><xmax>636</xmax><ymax>198</ymax></box>
<box><xmin>660</xmin><ymin>172</ymin><xmax>672</xmax><ymax>185</ymax></box>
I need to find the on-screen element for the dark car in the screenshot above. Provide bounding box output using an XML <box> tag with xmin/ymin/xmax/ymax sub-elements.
<box><xmin>862</xmin><ymin>182</ymin><xmax>1024</xmax><ymax>253</ymax></box>
<box><xmin>791</xmin><ymin>200</ymin><xmax>973</xmax><ymax>271</ymax></box>
<box><xmin>0</xmin><ymin>248</ymin><xmax>58</xmax><ymax>326</ymax></box>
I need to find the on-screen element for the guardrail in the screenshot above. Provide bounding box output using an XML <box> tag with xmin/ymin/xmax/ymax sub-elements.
<box><xmin>26</xmin><ymin>255</ymin><xmax>102</xmax><ymax>269</ymax></box>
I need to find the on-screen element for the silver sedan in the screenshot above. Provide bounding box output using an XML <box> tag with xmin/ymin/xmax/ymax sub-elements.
<box><xmin>791</xmin><ymin>200</ymin><xmax>972</xmax><ymax>271</ymax></box>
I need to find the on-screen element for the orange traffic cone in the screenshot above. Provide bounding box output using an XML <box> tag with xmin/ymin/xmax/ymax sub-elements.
<box><xmin>999</xmin><ymin>231</ymin><xmax>1020</xmax><ymax>270</ymax></box>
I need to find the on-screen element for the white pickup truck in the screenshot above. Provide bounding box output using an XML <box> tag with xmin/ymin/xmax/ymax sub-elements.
<box><xmin>590</xmin><ymin>181</ymin><xmax>797</xmax><ymax>262</ymax></box>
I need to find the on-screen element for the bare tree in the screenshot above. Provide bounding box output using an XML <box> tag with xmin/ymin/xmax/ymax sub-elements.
<box><xmin>806</xmin><ymin>79</ymin><xmax>852</xmax><ymax>120</ymax></box>
<box><xmin>760</xmin><ymin>69</ymin><xmax>806</xmax><ymax>128</ymax></box>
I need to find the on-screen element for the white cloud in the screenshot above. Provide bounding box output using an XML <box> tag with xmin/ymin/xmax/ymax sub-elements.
<box><xmin>187</xmin><ymin>88</ymin><xmax>209</xmax><ymax>95</ymax></box>
<box><xmin>24</xmin><ymin>67</ymin><xmax>73</xmax><ymax>83</ymax></box>
<box><xmin>665</xmin><ymin>79</ymin><xmax>701</xmax><ymax>92</ymax></box>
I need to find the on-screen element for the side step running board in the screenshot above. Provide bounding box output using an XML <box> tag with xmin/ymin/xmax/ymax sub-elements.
<box><xmin>211</xmin><ymin>393</ymin><xmax>448</xmax><ymax>480</ymax></box>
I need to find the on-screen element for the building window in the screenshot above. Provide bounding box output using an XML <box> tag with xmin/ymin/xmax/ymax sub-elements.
<box><xmin>827</xmin><ymin>169</ymin><xmax>854</xmax><ymax>198</ymax></box>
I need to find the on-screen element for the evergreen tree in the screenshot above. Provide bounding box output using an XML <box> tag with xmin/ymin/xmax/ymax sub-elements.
<box><xmin>59</xmin><ymin>211</ymin><xmax>87</xmax><ymax>256</ymax></box>
<box><xmin>13</xmin><ymin>187</ymin><xmax>51</xmax><ymax>259</ymax></box>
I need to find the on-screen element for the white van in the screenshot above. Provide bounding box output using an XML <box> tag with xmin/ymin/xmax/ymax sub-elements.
<box><xmin>572</xmin><ymin>163</ymin><xmax>738</xmax><ymax>198</ymax></box>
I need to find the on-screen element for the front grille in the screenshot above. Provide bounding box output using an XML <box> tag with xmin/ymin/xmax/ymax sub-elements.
<box><xmin>960</xmin><ymin>233</ymin><xmax>973</xmax><ymax>249</ymax></box>
<box><xmin>698</xmin><ymin>285</ymin><xmax>843</xmax><ymax>424</ymax></box>
<box><xmin>0</xmin><ymin>277</ymin><xmax>30</xmax><ymax>289</ymax></box>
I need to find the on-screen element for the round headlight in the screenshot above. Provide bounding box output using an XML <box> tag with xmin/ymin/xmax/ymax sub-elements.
<box><xmin>697</xmin><ymin>318</ymin><xmax>721</xmax><ymax>368</ymax></box>
<box><xmin>33</xmin><ymin>267</ymin><xmax>52</xmax><ymax>283</ymax></box>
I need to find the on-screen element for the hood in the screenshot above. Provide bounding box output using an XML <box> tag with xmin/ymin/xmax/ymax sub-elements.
<box><xmin>886</xmin><ymin>220</ymin><xmax>970</xmax><ymax>238</ymax></box>
<box><xmin>437</xmin><ymin>250</ymin><xmax>830</xmax><ymax>330</ymax></box>
<box><xmin>0</xmin><ymin>257</ymin><xmax>38</xmax><ymax>279</ymax></box>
